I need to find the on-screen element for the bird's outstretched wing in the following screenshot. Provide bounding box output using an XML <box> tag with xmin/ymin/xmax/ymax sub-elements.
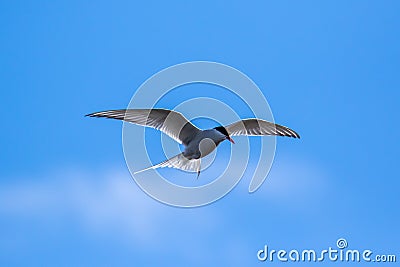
<box><xmin>86</xmin><ymin>109</ymin><xmax>200</xmax><ymax>145</ymax></box>
<box><xmin>225</xmin><ymin>119</ymin><xmax>300</xmax><ymax>138</ymax></box>
<box><xmin>134</xmin><ymin>153</ymin><xmax>201</xmax><ymax>176</ymax></box>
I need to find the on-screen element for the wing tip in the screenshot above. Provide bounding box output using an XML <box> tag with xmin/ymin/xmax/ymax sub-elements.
<box><xmin>293</xmin><ymin>132</ymin><xmax>301</xmax><ymax>139</ymax></box>
<box><xmin>85</xmin><ymin>110</ymin><xmax>124</xmax><ymax>119</ymax></box>
<box><xmin>85</xmin><ymin>111</ymin><xmax>103</xmax><ymax>118</ymax></box>
<box><xmin>287</xmin><ymin>131</ymin><xmax>300</xmax><ymax>139</ymax></box>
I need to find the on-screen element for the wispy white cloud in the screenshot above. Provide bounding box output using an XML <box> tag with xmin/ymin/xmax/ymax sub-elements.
<box><xmin>0</xmin><ymin>168</ymin><xmax>162</xmax><ymax>244</ymax></box>
<box><xmin>0</xmin><ymin>156</ymin><xmax>330</xmax><ymax>266</ymax></box>
<box><xmin>229</xmin><ymin>155</ymin><xmax>331</xmax><ymax>217</ymax></box>
<box><xmin>0</xmin><ymin>167</ymin><xmax>224</xmax><ymax>247</ymax></box>
<box><xmin>0</xmin><ymin>155</ymin><xmax>328</xmax><ymax>223</ymax></box>
<box><xmin>258</xmin><ymin>157</ymin><xmax>329</xmax><ymax>203</ymax></box>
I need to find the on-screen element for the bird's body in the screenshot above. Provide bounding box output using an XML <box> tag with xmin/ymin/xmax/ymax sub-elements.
<box><xmin>183</xmin><ymin>129</ymin><xmax>226</xmax><ymax>159</ymax></box>
<box><xmin>86</xmin><ymin>108</ymin><xmax>299</xmax><ymax>176</ymax></box>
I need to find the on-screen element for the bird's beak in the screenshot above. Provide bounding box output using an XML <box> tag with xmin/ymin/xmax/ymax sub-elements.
<box><xmin>227</xmin><ymin>137</ymin><xmax>235</xmax><ymax>144</ymax></box>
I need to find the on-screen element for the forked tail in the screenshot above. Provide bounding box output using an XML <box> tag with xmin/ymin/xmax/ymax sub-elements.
<box><xmin>134</xmin><ymin>153</ymin><xmax>201</xmax><ymax>176</ymax></box>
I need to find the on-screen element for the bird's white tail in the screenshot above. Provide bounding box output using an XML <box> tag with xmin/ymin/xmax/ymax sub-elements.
<box><xmin>134</xmin><ymin>153</ymin><xmax>201</xmax><ymax>175</ymax></box>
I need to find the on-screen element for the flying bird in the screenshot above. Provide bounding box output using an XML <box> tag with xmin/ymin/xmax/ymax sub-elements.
<box><xmin>86</xmin><ymin>109</ymin><xmax>300</xmax><ymax>177</ymax></box>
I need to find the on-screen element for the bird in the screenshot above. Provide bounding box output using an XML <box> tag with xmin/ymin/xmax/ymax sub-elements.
<box><xmin>86</xmin><ymin>109</ymin><xmax>300</xmax><ymax>177</ymax></box>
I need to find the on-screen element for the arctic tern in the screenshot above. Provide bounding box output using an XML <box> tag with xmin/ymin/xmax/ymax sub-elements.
<box><xmin>86</xmin><ymin>109</ymin><xmax>300</xmax><ymax>177</ymax></box>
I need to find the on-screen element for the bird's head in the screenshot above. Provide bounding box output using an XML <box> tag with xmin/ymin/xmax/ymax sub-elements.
<box><xmin>214</xmin><ymin>126</ymin><xmax>235</xmax><ymax>144</ymax></box>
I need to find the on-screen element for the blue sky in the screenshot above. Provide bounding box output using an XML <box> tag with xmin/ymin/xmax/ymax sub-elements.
<box><xmin>1</xmin><ymin>0</ymin><xmax>399</xmax><ymax>266</ymax></box>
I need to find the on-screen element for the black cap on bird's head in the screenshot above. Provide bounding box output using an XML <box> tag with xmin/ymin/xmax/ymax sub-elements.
<box><xmin>214</xmin><ymin>126</ymin><xmax>235</xmax><ymax>144</ymax></box>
